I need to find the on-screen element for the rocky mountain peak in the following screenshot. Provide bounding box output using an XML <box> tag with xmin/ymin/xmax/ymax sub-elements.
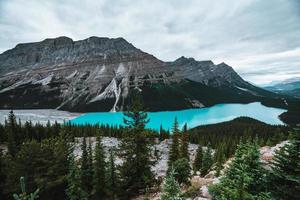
<box><xmin>0</xmin><ymin>36</ymin><xmax>268</xmax><ymax>112</ymax></box>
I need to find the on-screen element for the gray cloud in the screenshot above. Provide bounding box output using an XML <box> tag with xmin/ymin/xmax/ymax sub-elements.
<box><xmin>0</xmin><ymin>0</ymin><xmax>300</xmax><ymax>84</ymax></box>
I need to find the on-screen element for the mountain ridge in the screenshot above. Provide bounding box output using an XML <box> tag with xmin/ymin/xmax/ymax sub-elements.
<box><xmin>0</xmin><ymin>36</ymin><xmax>289</xmax><ymax>112</ymax></box>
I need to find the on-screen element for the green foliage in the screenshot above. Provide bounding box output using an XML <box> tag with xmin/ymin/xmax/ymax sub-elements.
<box><xmin>123</xmin><ymin>93</ymin><xmax>149</xmax><ymax>129</ymax></box>
<box><xmin>172</xmin><ymin>158</ymin><xmax>191</xmax><ymax>184</ymax></box>
<box><xmin>160</xmin><ymin>169</ymin><xmax>183</xmax><ymax>200</ymax></box>
<box><xmin>93</xmin><ymin>134</ymin><xmax>107</xmax><ymax>199</ymax></box>
<box><xmin>66</xmin><ymin>154</ymin><xmax>88</xmax><ymax>200</ymax></box>
<box><xmin>183</xmin><ymin>186</ymin><xmax>200</xmax><ymax>199</ymax></box>
<box><xmin>179</xmin><ymin>132</ymin><xmax>189</xmax><ymax>161</ymax></box>
<box><xmin>4</xmin><ymin>138</ymin><xmax>70</xmax><ymax>200</ymax></box>
<box><xmin>188</xmin><ymin>117</ymin><xmax>290</xmax><ymax>159</ymax></box>
<box><xmin>80</xmin><ymin>137</ymin><xmax>93</xmax><ymax>197</ymax></box>
<box><xmin>13</xmin><ymin>177</ymin><xmax>39</xmax><ymax>200</ymax></box>
<box><xmin>168</xmin><ymin>118</ymin><xmax>181</xmax><ymax>172</ymax></box>
<box><xmin>106</xmin><ymin>149</ymin><xmax>118</xmax><ymax>199</ymax></box>
<box><xmin>118</xmin><ymin>96</ymin><xmax>156</xmax><ymax>199</ymax></box>
<box><xmin>7</xmin><ymin>110</ymin><xmax>18</xmax><ymax>157</ymax></box>
<box><xmin>0</xmin><ymin>150</ymin><xmax>5</xmax><ymax>199</ymax></box>
<box><xmin>193</xmin><ymin>144</ymin><xmax>203</xmax><ymax>173</ymax></box>
<box><xmin>201</xmin><ymin>143</ymin><xmax>213</xmax><ymax>176</ymax></box>
<box><xmin>268</xmin><ymin>127</ymin><xmax>300</xmax><ymax>200</ymax></box>
<box><xmin>209</xmin><ymin>141</ymin><xmax>268</xmax><ymax>200</ymax></box>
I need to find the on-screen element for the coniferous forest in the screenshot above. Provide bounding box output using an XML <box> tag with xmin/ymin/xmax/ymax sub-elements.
<box><xmin>0</xmin><ymin>97</ymin><xmax>299</xmax><ymax>199</ymax></box>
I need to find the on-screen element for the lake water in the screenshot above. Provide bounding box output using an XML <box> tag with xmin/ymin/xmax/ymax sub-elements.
<box><xmin>69</xmin><ymin>102</ymin><xmax>287</xmax><ymax>131</ymax></box>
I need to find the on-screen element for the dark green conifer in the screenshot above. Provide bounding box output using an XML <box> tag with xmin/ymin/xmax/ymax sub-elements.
<box><xmin>209</xmin><ymin>141</ymin><xmax>268</xmax><ymax>200</ymax></box>
<box><xmin>172</xmin><ymin>158</ymin><xmax>191</xmax><ymax>184</ymax></box>
<box><xmin>168</xmin><ymin>118</ymin><xmax>181</xmax><ymax>171</ymax></box>
<box><xmin>180</xmin><ymin>132</ymin><xmax>189</xmax><ymax>161</ymax></box>
<box><xmin>193</xmin><ymin>145</ymin><xmax>203</xmax><ymax>173</ymax></box>
<box><xmin>268</xmin><ymin>127</ymin><xmax>300</xmax><ymax>200</ymax></box>
<box><xmin>7</xmin><ymin>110</ymin><xmax>18</xmax><ymax>157</ymax></box>
<box><xmin>106</xmin><ymin>148</ymin><xmax>117</xmax><ymax>200</ymax></box>
<box><xmin>161</xmin><ymin>168</ymin><xmax>183</xmax><ymax>200</ymax></box>
<box><xmin>118</xmin><ymin>94</ymin><xmax>155</xmax><ymax>198</ymax></box>
<box><xmin>80</xmin><ymin>137</ymin><xmax>93</xmax><ymax>198</ymax></box>
<box><xmin>201</xmin><ymin>143</ymin><xmax>213</xmax><ymax>176</ymax></box>
<box><xmin>93</xmin><ymin>134</ymin><xmax>107</xmax><ymax>199</ymax></box>
<box><xmin>66</xmin><ymin>154</ymin><xmax>88</xmax><ymax>200</ymax></box>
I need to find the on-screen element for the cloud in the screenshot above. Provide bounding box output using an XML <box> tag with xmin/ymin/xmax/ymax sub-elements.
<box><xmin>0</xmin><ymin>0</ymin><xmax>300</xmax><ymax>84</ymax></box>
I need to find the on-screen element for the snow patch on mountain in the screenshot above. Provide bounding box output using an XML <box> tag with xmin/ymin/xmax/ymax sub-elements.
<box><xmin>0</xmin><ymin>79</ymin><xmax>33</xmax><ymax>93</ymax></box>
<box><xmin>89</xmin><ymin>78</ymin><xmax>118</xmax><ymax>103</ymax></box>
<box><xmin>116</xmin><ymin>63</ymin><xmax>127</xmax><ymax>77</ymax></box>
<box><xmin>66</xmin><ymin>70</ymin><xmax>78</xmax><ymax>79</ymax></box>
<box><xmin>34</xmin><ymin>74</ymin><xmax>53</xmax><ymax>85</ymax></box>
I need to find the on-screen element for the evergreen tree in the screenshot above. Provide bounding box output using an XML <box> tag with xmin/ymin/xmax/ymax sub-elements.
<box><xmin>168</xmin><ymin>118</ymin><xmax>181</xmax><ymax>171</ymax></box>
<box><xmin>93</xmin><ymin>134</ymin><xmax>107</xmax><ymax>199</ymax></box>
<box><xmin>201</xmin><ymin>143</ymin><xmax>213</xmax><ymax>176</ymax></box>
<box><xmin>160</xmin><ymin>168</ymin><xmax>183</xmax><ymax>200</ymax></box>
<box><xmin>13</xmin><ymin>177</ymin><xmax>39</xmax><ymax>200</ymax></box>
<box><xmin>80</xmin><ymin>137</ymin><xmax>93</xmax><ymax>198</ymax></box>
<box><xmin>180</xmin><ymin>132</ymin><xmax>189</xmax><ymax>161</ymax></box>
<box><xmin>193</xmin><ymin>145</ymin><xmax>203</xmax><ymax>173</ymax></box>
<box><xmin>214</xmin><ymin>152</ymin><xmax>225</xmax><ymax>177</ymax></box>
<box><xmin>268</xmin><ymin>127</ymin><xmax>300</xmax><ymax>200</ymax></box>
<box><xmin>87</xmin><ymin>139</ymin><xmax>94</xmax><ymax>197</ymax></box>
<box><xmin>182</xmin><ymin>123</ymin><xmax>187</xmax><ymax>133</ymax></box>
<box><xmin>172</xmin><ymin>158</ymin><xmax>191</xmax><ymax>184</ymax></box>
<box><xmin>209</xmin><ymin>141</ymin><xmax>268</xmax><ymax>200</ymax></box>
<box><xmin>66</xmin><ymin>154</ymin><xmax>88</xmax><ymax>200</ymax></box>
<box><xmin>0</xmin><ymin>150</ymin><xmax>5</xmax><ymax>199</ymax></box>
<box><xmin>172</xmin><ymin>117</ymin><xmax>180</xmax><ymax>135</ymax></box>
<box><xmin>106</xmin><ymin>149</ymin><xmax>117</xmax><ymax>200</ymax></box>
<box><xmin>7</xmin><ymin>110</ymin><xmax>18</xmax><ymax>156</ymax></box>
<box><xmin>123</xmin><ymin>93</ymin><xmax>149</xmax><ymax>129</ymax></box>
<box><xmin>118</xmin><ymin>95</ymin><xmax>155</xmax><ymax>198</ymax></box>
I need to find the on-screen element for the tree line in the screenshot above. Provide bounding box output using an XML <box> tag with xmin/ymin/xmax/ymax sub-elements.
<box><xmin>0</xmin><ymin>100</ymin><xmax>296</xmax><ymax>200</ymax></box>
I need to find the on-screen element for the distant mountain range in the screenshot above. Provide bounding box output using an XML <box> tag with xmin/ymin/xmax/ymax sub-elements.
<box><xmin>0</xmin><ymin>36</ymin><xmax>295</xmax><ymax>114</ymax></box>
<box><xmin>264</xmin><ymin>78</ymin><xmax>300</xmax><ymax>98</ymax></box>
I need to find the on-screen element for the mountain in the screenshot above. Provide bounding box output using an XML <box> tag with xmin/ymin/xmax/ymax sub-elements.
<box><xmin>264</xmin><ymin>78</ymin><xmax>300</xmax><ymax>98</ymax></box>
<box><xmin>0</xmin><ymin>36</ymin><xmax>288</xmax><ymax>112</ymax></box>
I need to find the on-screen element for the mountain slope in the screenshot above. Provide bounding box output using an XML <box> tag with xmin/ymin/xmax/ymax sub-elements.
<box><xmin>264</xmin><ymin>79</ymin><xmax>300</xmax><ymax>98</ymax></box>
<box><xmin>0</xmin><ymin>36</ymin><xmax>288</xmax><ymax>112</ymax></box>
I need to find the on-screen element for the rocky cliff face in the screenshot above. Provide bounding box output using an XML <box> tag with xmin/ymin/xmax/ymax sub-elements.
<box><xmin>0</xmin><ymin>36</ymin><xmax>274</xmax><ymax>112</ymax></box>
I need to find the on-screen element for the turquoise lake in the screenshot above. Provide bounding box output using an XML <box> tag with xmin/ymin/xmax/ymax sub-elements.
<box><xmin>69</xmin><ymin>102</ymin><xmax>287</xmax><ymax>131</ymax></box>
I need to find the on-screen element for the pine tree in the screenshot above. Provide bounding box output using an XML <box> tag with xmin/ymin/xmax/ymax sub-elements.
<box><xmin>80</xmin><ymin>137</ymin><xmax>93</xmax><ymax>198</ymax></box>
<box><xmin>87</xmin><ymin>139</ymin><xmax>94</xmax><ymax>196</ymax></box>
<box><xmin>182</xmin><ymin>123</ymin><xmax>187</xmax><ymax>133</ymax></box>
<box><xmin>160</xmin><ymin>168</ymin><xmax>183</xmax><ymax>200</ymax></box>
<box><xmin>214</xmin><ymin>152</ymin><xmax>225</xmax><ymax>177</ymax></box>
<box><xmin>13</xmin><ymin>177</ymin><xmax>39</xmax><ymax>200</ymax></box>
<box><xmin>180</xmin><ymin>132</ymin><xmax>189</xmax><ymax>161</ymax></box>
<box><xmin>209</xmin><ymin>141</ymin><xmax>268</xmax><ymax>200</ymax></box>
<box><xmin>201</xmin><ymin>143</ymin><xmax>213</xmax><ymax>176</ymax></box>
<box><xmin>193</xmin><ymin>145</ymin><xmax>203</xmax><ymax>173</ymax></box>
<box><xmin>159</xmin><ymin>125</ymin><xmax>164</xmax><ymax>141</ymax></box>
<box><xmin>172</xmin><ymin>158</ymin><xmax>191</xmax><ymax>184</ymax></box>
<box><xmin>118</xmin><ymin>95</ymin><xmax>155</xmax><ymax>198</ymax></box>
<box><xmin>172</xmin><ymin>117</ymin><xmax>180</xmax><ymax>135</ymax></box>
<box><xmin>66</xmin><ymin>154</ymin><xmax>88</xmax><ymax>200</ymax></box>
<box><xmin>106</xmin><ymin>149</ymin><xmax>117</xmax><ymax>200</ymax></box>
<box><xmin>168</xmin><ymin>118</ymin><xmax>181</xmax><ymax>171</ymax></box>
<box><xmin>7</xmin><ymin>110</ymin><xmax>18</xmax><ymax>156</ymax></box>
<box><xmin>268</xmin><ymin>127</ymin><xmax>300</xmax><ymax>200</ymax></box>
<box><xmin>93</xmin><ymin>134</ymin><xmax>107</xmax><ymax>199</ymax></box>
<box><xmin>0</xmin><ymin>150</ymin><xmax>6</xmax><ymax>199</ymax></box>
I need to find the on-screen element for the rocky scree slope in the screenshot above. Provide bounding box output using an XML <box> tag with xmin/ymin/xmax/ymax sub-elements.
<box><xmin>0</xmin><ymin>36</ymin><xmax>281</xmax><ymax>112</ymax></box>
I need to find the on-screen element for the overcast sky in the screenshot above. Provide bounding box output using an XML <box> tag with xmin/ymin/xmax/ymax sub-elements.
<box><xmin>0</xmin><ymin>0</ymin><xmax>300</xmax><ymax>85</ymax></box>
